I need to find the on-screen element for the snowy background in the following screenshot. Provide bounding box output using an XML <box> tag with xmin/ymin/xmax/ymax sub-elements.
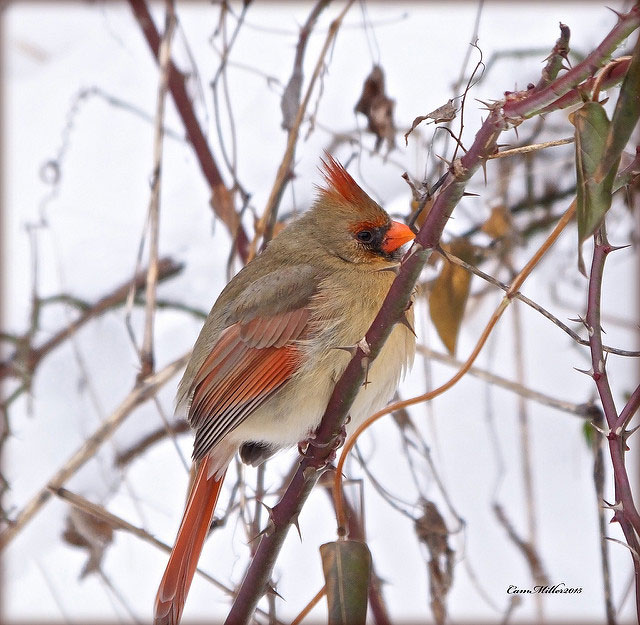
<box><xmin>2</xmin><ymin>1</ymin><xmax>639</xmax><ymax>623</ymax></box>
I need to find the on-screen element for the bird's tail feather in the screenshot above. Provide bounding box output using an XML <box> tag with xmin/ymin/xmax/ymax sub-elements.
<box><xmin>154</xmin><ymin>458</ymin><xmax>225</xmax><ymax>625</ymax></box>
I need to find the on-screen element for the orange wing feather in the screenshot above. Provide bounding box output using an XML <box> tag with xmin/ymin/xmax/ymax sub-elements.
<box><xmin>188</xmin><ymin>308</ymin><xmax>309</xmax><ymax>461</ymax></box>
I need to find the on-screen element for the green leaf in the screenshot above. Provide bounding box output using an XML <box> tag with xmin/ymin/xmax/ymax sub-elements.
<box><xmin>596</xmin><ymin>36</ymin><xmax>640</xmax><ymax>183</ymax></box>
<box><xmin>570</xmin><ymin>101</ymin><xmax>617</xmax><ymax>274</ymax></box>
<box><xmin>320</xmin><ymin>540</ymin><xmax>371</xmax><ymax>625</ymax></box>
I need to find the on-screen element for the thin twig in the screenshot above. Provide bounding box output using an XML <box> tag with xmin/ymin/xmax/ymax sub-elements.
<box><xmin>511</xmin><ymin>277</ymin><xmax>541</xmax><ymax>619</ymax></box>
<box><xmin>416</xmin><ymin>345</ymin><xmax>591</xmax><ymax>417</ymax></box>
<box><xmin>48</xmin><ymin>487</ymin><xmax>279</xmax><ymax>623</ymax></box>
<box><xmin>0</xmin><ymin>353</ymin><xmax>189</xmax><ymax>550</ymax></box>
<box><xmin>289</xmin><ymin>586</ymin><xmax>326</xmax><ymax>625</ymax></box>
<box><xmin>438</xmin><ymin>247</ymin><xmax>640</xmax><ymax>358</ymax></box>
<box><xmin>248</xmin><ymin>0</ymin><xmax>355</xmax><ymax>260</ymax></box>
<box><xmin>0</xmin><ymin>258</ymin><xmax>183</xmax><ymax>383</ymax></box>
<box><xmin>493</xmin><ymin>503</ymin><xmax>549</xmax><ymax>587</ymax></box>
<box><xmin>590</xmin><ymin>406</ymin><xmax>616</xmax><ymax>625</ymax></box>
<box><xmin>139</xmin><ymin>0</ymin><xmax>176</xmax><ymax>379</ymax></box>
<box><xmin>487</xmin><ymin>137</ymin><xmax>574</xmax><ymax>159</ymax></box>
<box><xmin>115</xmin><ymin>420</ymin><xmax>190</xmax><ymax>468</ymax></box>
<box><xmin>128</xmin><ymin>0</ymin><xmax>250</xmax><ymax>261</ymax></box>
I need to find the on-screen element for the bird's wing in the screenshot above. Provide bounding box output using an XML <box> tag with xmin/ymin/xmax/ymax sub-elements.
<box><xmin>188</xmin><ymin>267</ymin><xmax>317</xmax><ymax>461</ymax></box>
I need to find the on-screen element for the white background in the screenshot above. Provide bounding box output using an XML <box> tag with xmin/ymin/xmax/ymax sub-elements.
<box><xmin>2</xmin><ymin>1</ymin><xmax>639</xmax><ymax>623</ymax></box>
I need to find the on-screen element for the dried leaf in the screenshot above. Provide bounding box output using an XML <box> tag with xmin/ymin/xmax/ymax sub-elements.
<box><xmin>320</xmin><ymin>540</ymin><xmax>371</xmax><ymax>625</ymax></box>
<box><xmin>481</xmin><ymin>203</ymin><xmax>512</xmax><ymax>239</ymax></box>
<box><xmin>429</xmin><ymin>239</ymin><xmax>475</xmax><ymax>355</ymax></box>
<box><xmin>415</xmin><ymin>501</ymin><xmax>454</xmax><ymax>625</ymax></box>
<box><xmin>280</xmin><ymin>68</ymin><xmax>303</xmax><ymax>130</ymax></box>
<box><xmin>570</xmin><ymin>101</ymin><xmax>617</xmax><ymax>274</ymax></box>
<box><xmin>63</xmin><ymin>508</ymin><xmax>114</xmax><ymax>579</ymax></box>
<box><xmin>404</xmin><ymin>99</ymin><xmax>457</xmax><ymax>145</ymax></box>
<box><xmin>354</xmin><ymin>65</ymin><xmax>396</xmax><ymax>153</ymax></box>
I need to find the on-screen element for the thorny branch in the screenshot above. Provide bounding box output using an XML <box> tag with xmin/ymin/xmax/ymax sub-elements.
<box><xmin>49</xmin><ymin>486</ymin><xmax>281</xmax><ymax>624</ymax></box>
<box><xmin>586</xmin><ymin>226</ymin><xmax>640</xmax><ymax>620</ymax></box>
<box><xmin>438</xmin><ymin>247</ymin><xmax>640</xmax><ymax>358</ymax></box>
<box><xmin>225</xmin><ymin>9</ymin><xmax>640</xmax><ymax>624</ymax></box>
<box><xmin>0</xmin><ymin>257</ymin><xmax>183</xmax><ymax>385</ymax></box>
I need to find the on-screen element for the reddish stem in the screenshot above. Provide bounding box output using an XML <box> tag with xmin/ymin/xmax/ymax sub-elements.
<box><xmin>128</xmin><ymin>0</ymin><xmax>249</xmax><ymax>262</ymax></box>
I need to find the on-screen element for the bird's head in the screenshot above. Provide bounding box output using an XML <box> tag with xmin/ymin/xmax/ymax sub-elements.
<box><xmin>310</xmin><ymin>154</ymin><xmax>415</xmax><ymax>267</ymax></box>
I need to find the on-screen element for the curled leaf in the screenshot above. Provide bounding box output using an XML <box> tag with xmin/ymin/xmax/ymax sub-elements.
<box><xmin>415</xmin><ymin>501</ymin><xmax>454</xmax><ymax>625</ymax></box>
<box><xmin>570</xmin><ymin>101</ymin><xmax>617</xmax><ymax>274</ymax></box>
<box><xmin>481</xmin><ymin>203</ymin><xmax>512</xmax><ymax>240</ymax></box>
<box><xmin>404</xmin><ymin>99</ymin><xmax>457</xmax><ymax>145</ymax></box>
<box><xmin>355</xmin><ymin>65</ymin><xmax>396</xmax><ymax>153</ymax></box>
<box><xmin>63</xmin><ymin>507</ymin><xmax>114</xmax><ymax>579</ymax></box>
<box><xmin>429</xmin><ymin>239</ymin><xmax>475</xmax><ymax>355</ymax></box>
<box><xmin>320</xmin><ymin>540</ymin><xmax>371</xmax><ymax>625</ymax></box>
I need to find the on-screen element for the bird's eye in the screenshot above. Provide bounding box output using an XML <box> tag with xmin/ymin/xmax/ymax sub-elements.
<box><xmin>356</xmin><ymin>230</ymin><xmax>373</xmax><ymax>243</ymax></box>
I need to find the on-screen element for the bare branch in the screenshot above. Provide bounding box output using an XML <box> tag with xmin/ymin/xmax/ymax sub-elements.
<box><xmin>249</xmin><ymin>0</ymin><xmax>356</xmax><ymax>259</ymax></box>
<box><xmin>139</xmin><ymin>0</ymin><xmax>176</xmax><ymax>379</ymax></box>
<box><xmin>0</xmin><ymin>257</ymin><xmax>183</xmax><ymax>383</ymax></box>
<box><xmin>0</xmin><ymin>353</ymin><xmax>189</xmax><ymax>550</ymax></box>
<box><xmin>128</xmin><ymin>0</ymin><xmax>250</xmax><ymax>261</ymax></box>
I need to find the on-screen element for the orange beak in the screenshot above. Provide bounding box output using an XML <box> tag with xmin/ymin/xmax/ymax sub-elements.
<box><xmin>381</xmin><ymin>220</ymin><xmax>416</xmax><ymax>253</ymax></box>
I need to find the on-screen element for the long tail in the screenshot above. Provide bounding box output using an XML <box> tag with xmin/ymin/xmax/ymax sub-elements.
<box><xmin>154</xmin><ymin>458</ymin><xmax>226</xmax><ymax>625</ymax></box>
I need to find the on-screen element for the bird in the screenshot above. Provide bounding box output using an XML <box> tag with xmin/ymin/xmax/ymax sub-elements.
<box><xmin>154</xmin><ymin>155</ymin><xmax>416</xmax><ymax>625</ymax></box>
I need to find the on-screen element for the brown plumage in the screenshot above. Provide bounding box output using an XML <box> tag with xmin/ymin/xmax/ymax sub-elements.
<box><xmin>154</xmin><ymin>155</ymin><xmax>416</xmax><ymax>625</ymax></box>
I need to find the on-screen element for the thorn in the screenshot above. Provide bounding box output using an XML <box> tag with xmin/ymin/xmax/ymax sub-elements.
<box><xmin>257</xmin><ymin>499</ymin><xmax>275</xmax><ymax>522</ymax></box>
<box><xmin>623</xmin><ymin>424</ymin><xmax>640</xmax><ymax>444</ymax></box>
<box><xmin>397</xmin><ymin>313</ymin><xmax>417</xmax><ymax>337</ymax></box>
<box><xmin>361</xmin><ymin>356</ymin><xmax>371</xmax><ymax>387</ymax></box>
<box><xmin>377</xmin><ymin>264</ymin><xmax>400</xmax><ymax>274</ymax></box>
<box><xmin>605</xmin><ymin>243</ymin><xmax>631</xmax><ymax>254</ymax></box>
<box><xmin>265</xmin><ymin>582</ymin><xmax>284</xmax><ymax>601</ymax></box>
<box><xmin>601</xmin><ymin>499</ymin><xmax>624</xmax><ymax>512</ymax></box>
<box><xmin>357</xmin><ymin>337</ymin><xmax>371</xmax><ymax>356</ymax></box>
<box><xmin>462</xmin><ymin>191</ymin><xmax>480</xmax><ymax>197</ymax></box>
<box><xmin>496</xmin><ymin>143</ymin><xmax>512</xmax><ymax>149</ymax></box>
<box><xmin>513</xmin><ymin>126</ymin><xmax>519</xmax><ymax>141</ymax></box>
<box><xmin>403</xmin><ymin>240</ymin><xmax>426</xmax><ymax>260</ymax></box>
<box><xmin>475</xmin><ymin>98</ymin><xmax>494</xmax><ymax>109</ymax></box>
<box><xmin>249</xmin><ymin>519</ymin><xmax>275</xmax><ymax>542</ymax></box>
<box><xmin>589</xmin><ymin>421</ymin><xmax>610</xmax><ymax>437</ymax></box>
<box><xmin>481</xmin><ymin>160</ymin><xmax>487</xmax><ymax>185</ymax></box>
<box><xmin>560</xmin><ymin>63</ymin><xmax>571</xmax><ymax>72</ymax></box>
<box><xmin>605</xmin><ymin>6</ymin><xmax>625</xmax><ymax>20</ymax></box>
<box><xmin>291</xmin><ymin>513</ymin><xmax>302</xmax><ymax>542</ymax></box>
<box><xmin>435</xmin><ymin>154</ymin><xmax>452</xmax><ymax>167</ymax></box>
<box><xmin>568</xmin><ymin>315</ymin><xmax>594</xmax><ymax>336</ymax></box>
<box><xmin>573</xmin><ymin>366</ymin><xmax>593</xmax><ymax>377</ymax></box>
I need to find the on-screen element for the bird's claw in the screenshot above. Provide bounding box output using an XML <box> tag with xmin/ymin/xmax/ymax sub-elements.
<box><xmin>298</xmin><ymin>420</ymin><xmax>349</xmax><ymax>468</ymax></box>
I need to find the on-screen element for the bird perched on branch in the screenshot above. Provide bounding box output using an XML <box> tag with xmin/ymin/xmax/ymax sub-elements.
<box><xmin>154</xmin><ymin>155</ymin><xmax>416</xmax><ymax>625</ymax></box>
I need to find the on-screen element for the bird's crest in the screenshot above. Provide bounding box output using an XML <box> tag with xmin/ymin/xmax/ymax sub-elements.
<box><xmin>318</xmin><ymin>153</ymin><xmax>370</xmax><ymax>207</ymax></box>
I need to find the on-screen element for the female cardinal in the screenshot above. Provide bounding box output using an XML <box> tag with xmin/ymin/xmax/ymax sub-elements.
<box><xmin>154</xmin><ymin>155</ymin><xmax>416</xmax><ymax>625</ymax></box>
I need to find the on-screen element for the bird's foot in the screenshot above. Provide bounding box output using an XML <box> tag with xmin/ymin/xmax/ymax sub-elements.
<box><xmin>298</xmin><ymin>418</ymin><xmax>350</xmax><ymax>468</ymax></box>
